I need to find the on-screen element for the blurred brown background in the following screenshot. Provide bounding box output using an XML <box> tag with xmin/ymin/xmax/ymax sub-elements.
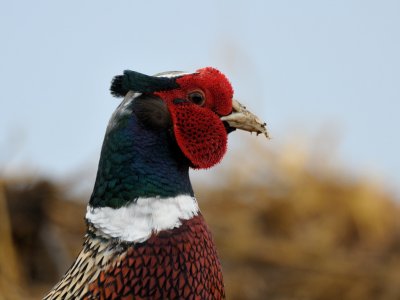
<box><xmin>1</xmin><ymin>138</ymin><xmax>400</xmax><ymax>300</ymax></box>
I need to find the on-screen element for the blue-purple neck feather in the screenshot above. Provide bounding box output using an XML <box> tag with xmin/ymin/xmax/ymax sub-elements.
<box><xmin>89</xmin><ymin>95</ymin><xmax>193</xmax><ymax>208</ymax></box>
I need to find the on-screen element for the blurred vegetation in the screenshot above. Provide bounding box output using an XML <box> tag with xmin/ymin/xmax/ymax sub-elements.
<box><xmin>1</xmin><ymin>138</ymin><xmax>400</xmax><ymax>300</ymax></box>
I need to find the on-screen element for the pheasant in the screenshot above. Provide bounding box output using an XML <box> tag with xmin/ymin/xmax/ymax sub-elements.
<box><xmin>44</xmin><ymin>67</ymin><xmax>268</xmax><ymax>299</ymax></box>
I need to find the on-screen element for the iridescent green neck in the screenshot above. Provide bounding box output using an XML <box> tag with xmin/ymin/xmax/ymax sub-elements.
<box><xmin>89</xmin><ymin>96</ymin><xmax>193</xmax><ymax>208</ymax></box>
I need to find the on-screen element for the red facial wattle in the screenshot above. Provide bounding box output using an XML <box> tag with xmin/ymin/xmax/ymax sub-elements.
<box><xmin>167</xmin><ymin>100</ymin><xmax>228</xmax><ymax>169</ymax></box>
<box><xmin>155</xmin><ymin>67</ymin><xmax>234</xmax><ymax>169</ymax></box>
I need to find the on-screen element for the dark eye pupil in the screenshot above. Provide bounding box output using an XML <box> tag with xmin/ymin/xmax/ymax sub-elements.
<box><xmin>189</xmin><ymin>92</ymin><xmax>204</xmax><ymax>105</ymax></box>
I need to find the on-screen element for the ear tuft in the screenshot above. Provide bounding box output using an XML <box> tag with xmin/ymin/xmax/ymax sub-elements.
<box><xmin>110</xmin><ymin>70</ymin><xmax>180</xmax><ymax>97</ymax></box>
<box><xmin>110</xmin><ymin>74</ymin><xmax>128</xmax><ymax>97</ymax></box>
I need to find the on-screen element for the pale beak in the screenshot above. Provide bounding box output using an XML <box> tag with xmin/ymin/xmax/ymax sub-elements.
<box><xmin>221</xmin><ymin>99</ymin><xmax>269</xmax><ymax>138</ymax></box>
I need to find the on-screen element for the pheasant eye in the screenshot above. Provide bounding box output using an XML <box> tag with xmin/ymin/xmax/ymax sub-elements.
<box><xmin>188</xmin><ymin>91</ymin><xmax>205</xmax><ymax>106</ymax></box>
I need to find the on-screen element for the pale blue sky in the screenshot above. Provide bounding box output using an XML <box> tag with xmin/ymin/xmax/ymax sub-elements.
<box><xmin>1</xmin><ymin>1</ymin><xmax>399</xmax><ymax>192</ymax></box>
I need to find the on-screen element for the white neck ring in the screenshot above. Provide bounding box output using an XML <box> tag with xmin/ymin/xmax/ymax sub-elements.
<box><xmin>85</xmin><ymin>195</ymin><xmax>199</xmax><ymax>243</ymax></box>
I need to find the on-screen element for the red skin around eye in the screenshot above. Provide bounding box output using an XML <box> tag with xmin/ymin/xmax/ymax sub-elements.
<box><xmin>174</xmin><ymin>67</ymin><xmax>233</xmax><ymax>116</ymax></box>
<box><xmin>155</xmin><ymin>67</ymin><xmax>233</xmax><ymax>169</ymax></box>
